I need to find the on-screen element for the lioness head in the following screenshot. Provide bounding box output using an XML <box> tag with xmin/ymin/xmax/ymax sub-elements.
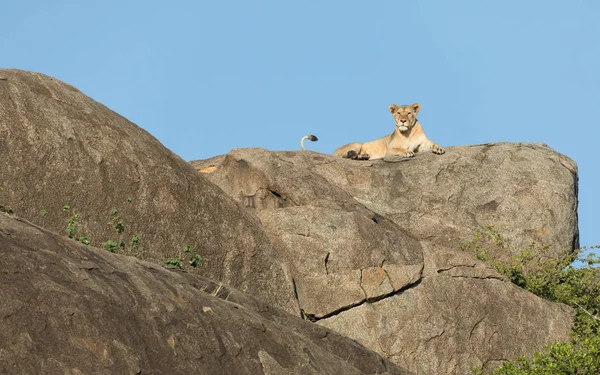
<box><xmin>389</xmin><ymin>103</ymin><xmax>420</xmax><ymax>132</ymax></box>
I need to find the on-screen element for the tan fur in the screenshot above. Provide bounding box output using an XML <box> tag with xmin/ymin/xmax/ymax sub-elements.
<box><xmin>198</xmin><ymin>166</ymin><xmax>217</xmax><ymax>174</ymax></box>
<box><xmin>333</xmin><ymin>103</ymin><xmax>445</xmax><ymax>162</ymax></box>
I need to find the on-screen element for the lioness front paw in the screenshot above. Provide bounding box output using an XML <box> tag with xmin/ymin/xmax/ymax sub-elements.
<box><xmin>432</xmin><ymin>145</ymin><xmax>445</xmax><ymax>155</ymax></box>
<box><xmin>346</xmin><ymin>150</ymin><xmax>371</xmax><ymax>161</ymax></box>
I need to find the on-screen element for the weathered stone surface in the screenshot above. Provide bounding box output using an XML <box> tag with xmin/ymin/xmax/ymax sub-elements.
<box><xmin>0</xmin><ymin>69</ymin><xmax>293</xmax><ymax>311</ymax></box>
<box><xmin>295</xmin><ymin>271</ymin><xmax>364</xmax><ymax>320</ymax></box>
<box><xmin>256</xmin><ymin>204</ymin><xmax>424</xmax><ymax>320</ymax></box>
<box><xmin>324</xmin><ymin>240</ymin><xmax>574</xmax><ymax>373</ymax></box>
<box><xmin>0</xmin><ymin>69</ymin><xmax>578</xmax><ymax>374</ymax></box>
<box><xmin>194</xmin><ymin>144</ymin><xmax>578</xmax><ymax>258</ymax></box>
<box><xmin>197</xmin><ymin>150</ymin><xmax>425</xmax><ymax>320</ymax></box>
<box><xmin>0</xmin><ymin>213</ymin><xmax>409</xmax><ymax>375</ymax></box>
<box><xmin>192</xmin><ymin>147</ymin><xmax>577</xmax><ymax>374</ymax></box>
<box><xmin>319</xmin><ymin>271</ymin><xmax>573</xmax><ymax>374</ymax></box>
<box><xmin>382</xmin><ymin>264</ymin><xmax>423</xmax><ymax>291</ymax></box>
<box><xmin>295</xmin><ymin>264</ymin><xmax>423</xmax><ymax>320</ymax></box>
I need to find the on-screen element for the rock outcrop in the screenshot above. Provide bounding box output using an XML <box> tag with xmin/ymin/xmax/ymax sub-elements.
<box><xmin>0</xmin><ymin>69</ymin><xmax>294</xmax><ymax>311</ymax></box>
<box><xmin>0</xmin><ymin>69</ymin><xmax>579</xmax><ymax>374</ymax></box>
<box><xmin>0</xmin><ymin>213</ymin><xmax>408</xmax><ymax>375</ymax></box>
<box><xmin>192</xmin><ymin>147</ymin><xmax>577</xmax><ymax>374</ymax></box>
<box><xmin>194</xmin><ymin>144</ymin><xmax>578</xmax><ymax>258</ymax></box>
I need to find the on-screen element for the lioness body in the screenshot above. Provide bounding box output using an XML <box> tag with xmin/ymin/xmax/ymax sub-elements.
<box><xmin>333</xmin><ymin>103</ymin><xmax>445</xmax><ymax>162</ymax></box>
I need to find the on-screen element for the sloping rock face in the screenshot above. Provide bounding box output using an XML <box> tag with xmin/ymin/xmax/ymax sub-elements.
<box><xmin>195</xmin><ymin>151</ymin><xmax>425</xmax><ymax>321</ymax></box>
<box><xmin>191</xmin><ymin>147</ymin><xmax>577</xmax><ymax>374</ymax></box>
<box><xmin>0</xmin><ymin>69</ymin><xmax>294</xmax><ymax>310</ymax></box>
<box><xmin>0</xmin><ymin>213</ymin><xmax>408</xmax><ymax>375</ymax></box>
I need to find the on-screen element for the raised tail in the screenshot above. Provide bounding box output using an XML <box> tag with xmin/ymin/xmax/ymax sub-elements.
<box><xmin>300</xmin><ymin>134</ymin><xmax>318</xmax><ymax>150</ymax></box>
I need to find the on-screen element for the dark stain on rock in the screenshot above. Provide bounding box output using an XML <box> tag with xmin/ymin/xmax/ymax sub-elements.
<box><xmin>478</xmin><ymin>200</ymin><xmax>499</xmax><ymax>212</ymax></box>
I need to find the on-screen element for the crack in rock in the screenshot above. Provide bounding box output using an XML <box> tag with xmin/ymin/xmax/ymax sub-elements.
<box><xmin>447</xmin><ymin>274</ymin><xmax>505</xmax><ymax>281</ymax></box>
<box><xmin>291</xmin><ymin>278</ymin><xmax>304</xmax><ymax>319</ymax></box>
<box><xmin>297</xmin><ymin>265</ymin><xmax>423</xmax><ymax>322</ymax></box>
<box><xmin>424</xmin><ymin>328</ymin><xmax>446</xmax><ymax>344</ymax></box>
<box><xmin>436</xmin><ymin>265</ymin><xmax>506</xmax><ymax>281</ymax></box>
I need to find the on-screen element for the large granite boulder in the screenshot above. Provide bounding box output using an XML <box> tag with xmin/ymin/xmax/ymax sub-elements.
<box><xmin>194</xmin><ymin>144</ymin><xmax>578</xmax><ymax>258</ymax></box>
<box><xmin>0</xmin><ymin>69</ymin><xmax>293</xmax><ymax>311</ymax></box>
<box><xmin>191</xmin><ymin>147</ymin><xmax>577</xmax><ymax>374</ymax></box>
<box><xmin>0</xmin><ymin>213</ymin><xmax>408</xmax><ymax>375</ymax></box>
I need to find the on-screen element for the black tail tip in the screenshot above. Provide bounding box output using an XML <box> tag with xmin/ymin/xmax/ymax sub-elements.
<box><xmin>307</xmin><ymin>135</ymin><xmax>318</xmax><ymax>142</ymax></box>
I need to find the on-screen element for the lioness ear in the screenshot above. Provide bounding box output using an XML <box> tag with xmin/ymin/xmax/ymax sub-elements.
<box><xmin>389</xmin><ymin>104</ymin><xmax>399</xmax><ymax>113</ymax></box>
<box><xmin>411</xmin><ymin>103</ymin><xmax>421</xmax><ymax>114</ymax></box>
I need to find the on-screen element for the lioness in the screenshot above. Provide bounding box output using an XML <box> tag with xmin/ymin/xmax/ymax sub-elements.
<box><xmin>333</xmin><ymin>103</ymin><xmax>445</xmax><ymax>162</ymax></box>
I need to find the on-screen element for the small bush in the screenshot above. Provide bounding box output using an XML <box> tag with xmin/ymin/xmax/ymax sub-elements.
<box><xmin>63</xmin><ymin>204</ymin><xmax>92</xmax><ymax>245</ymax></box>
<box><xmin>189</xmin><ymin>254</ymin><xmax>202</xmax><ymax>268</ymax></box>
<box><xmin>164</xmin><ymin>245</ymin><xmax>203</xmax><ymax>271</ymax></box>
<box><xmin>474</xmin><ymin>335</ymin><xmax>600</xmax><ymax>375</ymax></box>
<box><xmin>164</xmin><ymin>257</ymin><xmax>184</xmax><ymax>270</ymax></box>
<box><xmin>463</xmin><ymin>227</ymin><xmax>600</xmax><ymax>374</ymax></box>
<box><xmin>103</xmin><ymin>240</ymin><xmax>121</xmax><ymax>253</ymax></box>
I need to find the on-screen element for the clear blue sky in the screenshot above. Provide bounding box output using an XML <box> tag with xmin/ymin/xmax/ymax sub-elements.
<box><xmin>2</xmin><ymin>1</ymin><xmax>598</xmax><ymax>251</ymax></box>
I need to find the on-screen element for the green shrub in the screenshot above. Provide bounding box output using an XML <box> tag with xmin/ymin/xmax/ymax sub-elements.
<box><xmin>463</xmin><ymin>227</ymin><xmax>600</xmax><ymax>374</ymax></box>
<box><xmin>103</xmin><ymin>240</ymin><xmax>121</xmax><ymax>253</ymax></box>
<box><xmin>59</xmin><ymin>201</ymin><xmax>203</xmax><ymax>270</ymax></box>
<box><xmin>189</xmin><ymin>254</ymin><xmax>202</xmax><ymax>268</ymax></box>
<box><xmin>164</xmin><ymin>257</ymin><xmax>184</xmax><ymax>270</ymax></box>
<box><xmin>103</xmin><ymin>204</ymin><xmax>144</xmax><ymax>258</ymax></box>
<box><xmin>63</xmin><ymin>204</ymin><xmax>92</xmax><ymax>245</ymax></box>
<box><xmin>163</xmin><ymin>245</ymin><xmax>203</xmax><ymax>271</ymax></box>
<box><xmin>474</xmin><ymin>335</ymin><xmax>600</xmax><ymax>375</ymax></box>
